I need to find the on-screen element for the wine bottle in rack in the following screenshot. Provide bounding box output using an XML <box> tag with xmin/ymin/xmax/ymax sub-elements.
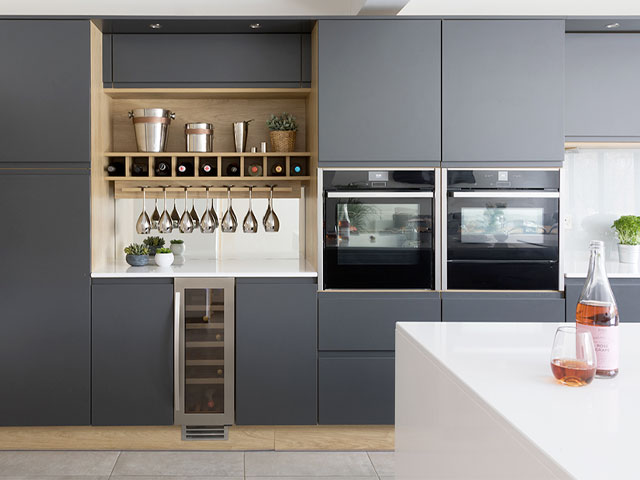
<box><xmin>290</xmin><ymin>162</ymin><xmax>305</xmax><ymax>176</ymax></box>
<box><xmin>131</xmin><ymin>160</ymin><xmax>149</xmax><ymax>176</ymax></box>
<box><xmin>155</xmin><ymin>159</ymin><xmax>171</xmax><ymax>176</ymax></box>
<box><xmin>226</xmin><ymin>162</ymin><xmax>240</xmax><ymax>176</ymax></box>
<box><xmin>248</xmin><ymin>164</ymin><xmax>263</xmax><ymax>176</ymax></box>
<box><xmin>576</xmin><ymin>240</ymin><xmax>619</xmax><ymax>378</ymax></box>
<box><xmin>271</xmin><ymin>164</ymin><xmax>285</xmax><ymax>176</ymax></box>
<box><xmin>199</xmin><ymin>160</ymin><xmax>217</xmax><ymax>176</ymax></box>
<box><xmin>106</xmin><ymin>161</ymin><xmax>125</xmax><ymax>176</ymax></box>
<box><xmin>176</xmin><ymin>159</ymin><xmax>194</xmax><ymax>177</ymax></box>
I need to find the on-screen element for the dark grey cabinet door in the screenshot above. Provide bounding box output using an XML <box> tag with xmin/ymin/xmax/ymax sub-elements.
<box><xmin>565</xmin><ymin>278</ymin><xmax>640</xmax><ymax>323</ymax></box>
<box><xmin>112</xmin><ymin>34</ymin><xmax>303</xmax><ymax>87</ymax></box>
<box><xmin>0</xmin><ymin>21</ymin><xmax>90</xmax><ymax>164</ymax></box>
<box><xmin>318</xmin><ymin>20</ymin><xmax>441</xmax><ymax>165</ymax></box>
<box><xmin>442</xmin><ymin>20</ymin><xmax>564</xmax><ymax>164</ymax></box>
<box><xmin>0</xmin><ymin>171</ymin><xmax>90</xmax><ymax>425</ymax></box>
<box><xmin>92</xmin><ymin>279</ymin><xmax>174</xmax><ymax>426</ymax></box>
<box><xmin>235</xmin><ymin>279</ymin><xmax>317</xmax><ymax>425</ymax></box>
<box><xmin>442</xmin><ymin>292</ymin><xmax>565</xmax><ymax>322</ymax></box>
<box><xmin>566</xmin><ymin>34</ymin><xmax>640</xmax><ymax>140</ymax></box>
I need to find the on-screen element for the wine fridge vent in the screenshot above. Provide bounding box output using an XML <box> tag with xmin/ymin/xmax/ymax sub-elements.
<box><xmin>182</xmin><ymin>425</ymin><xmax>229</xmax><ymax>441</ymax></box>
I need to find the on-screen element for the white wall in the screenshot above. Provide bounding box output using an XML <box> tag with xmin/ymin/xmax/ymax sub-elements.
<box><xmin>400</xmin><ymin>0</ymin><xmax>640</xmax><ymax>15</ymax></box>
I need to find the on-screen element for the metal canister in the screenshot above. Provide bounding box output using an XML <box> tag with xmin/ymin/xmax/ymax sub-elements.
<box><xmin>185</xmin><ymin>122</ymin><xmax>214</xmax><ymax>153</ymax></box>
<box><xmin>128</xmin><ymin>108</ymin><xmax>175</xmax><ymax>153</ymax></box>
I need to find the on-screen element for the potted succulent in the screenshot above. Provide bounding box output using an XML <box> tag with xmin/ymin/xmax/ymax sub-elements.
<box><xmin>170</xmin><ymin>239</ymin><xmax>185</xmax><ymax>256</ymax></box>
<box><xmin>124</xmin><ymin>243</ymin><xmax>149</xmax><ymax>266</ymax></box>
<box><xmin>266</xmin><ymin>112</ymin><xmax>297</xmax><ymax>152</ymax></box>
<box><xmin>612</xmin><ymin>215</ymin><xmax>640</xmax><ymax>263</ymax></box>
<box><xmin>143</xmin><ymin>236</ymin><xmax>165</xmax><ymax>256</ymax></box>
<box><xmin>154</xmin><ymin>247</ymin><xmax>174</xmax><ymax>267</ymax></box>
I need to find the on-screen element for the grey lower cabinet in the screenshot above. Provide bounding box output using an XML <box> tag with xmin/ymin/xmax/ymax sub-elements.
<box><xmin>0</xmin><ymin>171</ymin><xmax>90</xmax><ymax>426</ymax></box>
<box><xmin>565</xmin><ymin>277</ymin><xmax>640</xmax><ymax>323</ymax></box>
<box><xmin>235</xmin><ymin>278</ymin><xmax>317</xmax><ymax>425</ymax></box>
<box><xmin>92</xmin><ymin>278</ymin><xmax>175</xmax><ymax>426</ymax></box>
<box><xmin>318</xmin><ymin>291</ymin><xmax>441</xmax><ymax>425</ymax></box>
<box><xmin>318</xmin><ymin>19</ymin><xmax>441</xmax><ymax>165</ymax></box>
<box><xmin>442</xmin><ymin>292</ymin><xmax>565</xmax><ymax>323</ymax></box>
<box><xmin>0</xmin><ymin>20</ymin><xmax>90</xmax><ymax>164</ymax></box>
<box><xmin>565</xmin><ymin>34</ymin><xmax>640</xmax><ymax>140</ymax></box>
<box><xmin>442</xmin><ymin>20</ymin><xmax>564</xmax><ymax>165</ymax></box>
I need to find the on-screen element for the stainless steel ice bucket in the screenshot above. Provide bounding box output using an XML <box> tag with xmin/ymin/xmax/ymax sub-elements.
<box><xmin>233</xmin><ymin>119</ymin><xmax>253</xmax><ymax>153</ymax></box>
<box><xmin>129</xmin><ymin>108</ymin><xmax>176</xmax><ymax>153</ymax></box>
<box><xmin>185</xmin><ymin>122</ymin><xmax>214</xmax><ymax>153</ymax></box>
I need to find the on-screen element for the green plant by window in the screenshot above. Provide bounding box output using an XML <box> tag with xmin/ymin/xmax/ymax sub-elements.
<box><xmin>124</xmin><ymin>243</ymin><xmax>149</xmax><ymax>255</ymax></box>
<box><xmin>266</xmin><ymin>112</ymin><xmax>298</xmax><ymax>131</ymax></box>
<box><xmin>170</xmin><ymin>239</ymin><xmax>184</xmax><ymax>244</ymax></box>
<box><xmin>612</xmin><ymin>215</ymin><xmax>640</xmax><ymax>245</ymax></box>
<box><xmin>143</xmin><ymin>236</ymin><xmax>165</xmax><ymax>248</ymax></box>
<box><xmin>155</xmin><ymin>247</ymin><xmax>172</xmax><ymax>254</ymax></box>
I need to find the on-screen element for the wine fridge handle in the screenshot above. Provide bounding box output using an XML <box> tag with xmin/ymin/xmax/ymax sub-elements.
<box><xmin>174</xmin><ymin>291</ymin><xmax>181</xmax><ymax>412</ymax></box>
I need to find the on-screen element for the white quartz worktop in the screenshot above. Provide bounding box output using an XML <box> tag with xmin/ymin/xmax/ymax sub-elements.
<box><xmin>91</xmin><ymin>257</ymin><xmax>317</xmax><ymax>278</ymax></box>
<box><xmin>564</xmin><ymin>250</ymin><xmax>640</xmax><ymax>278</ymax></box>
<box><xmin>396</xmin><ymin>322</ymin><xmax>640</xmax><ymax>480</ymax></box>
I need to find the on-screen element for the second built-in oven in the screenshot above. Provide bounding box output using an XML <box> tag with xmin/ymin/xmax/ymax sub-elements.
<box><xmin>443</xmin><ymin>169</ymin><xmax>560</xmax><ymax>290</ymax></box>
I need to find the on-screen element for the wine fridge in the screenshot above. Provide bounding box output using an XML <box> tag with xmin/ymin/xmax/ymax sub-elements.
<box><xmin>174</xmin><ymin>278</ymin><xmax>234</xmax><ymax>439</ymax></box>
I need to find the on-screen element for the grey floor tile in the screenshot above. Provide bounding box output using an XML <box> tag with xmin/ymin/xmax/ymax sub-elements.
<box><xmin>0</xmin><ymin>451</ymin><xmax>119</xmax><ymax>476</ymax></box>
<box><xmin>379</xmin><ymin>477</ymin><xmax>395</xmax><ymax>480</ymax></box>
<box><xmin>246</xmin><ymin>477</ymin><xmax>378</xmax><ymax>480</ymax></box>
<box><xmin>1</xmin><ymin>477</ymin><xmax>109</xmax><ymax>480</ymax></box>
<box><xmin>368</xmin><ymin>451</ymin><xmax>395</xmax><ymax>477</ymax></box>
<box><xmin>111</xmin><ymin>451</ymin><xmax>244</xmax><ymax>476</ymax></box>
<box><xmin>245</xmin><ymin>451</ymin><xmax>377</xmax><ymax>477</ymax></box>
<box><xmin>111</xmin><ymin>477</ymin><xmax>242</xmax><ymax>480</ymax></box>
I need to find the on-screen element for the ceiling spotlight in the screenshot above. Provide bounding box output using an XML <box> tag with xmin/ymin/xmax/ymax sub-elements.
<box><xmin>249</xmin><ymin>23</ymin><xmax>262</xmax><ymax>29</ymax></box>
<box><xmin>149</xmin><ymin>23</ymin><xmax>162</xmax><ymax>29</ymax></box>
<box><xmin>605</xmin><ymin>22</ymin><xmax>621</xmax><ymax>29</ymax></box>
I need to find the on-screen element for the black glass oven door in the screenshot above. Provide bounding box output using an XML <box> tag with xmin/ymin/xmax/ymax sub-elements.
<box><xmin>447</xmin><ymin>192</ymin><xmax>559</xmax><ymax>290</ymax></box>
<box><xmin>324</xmin><ymin>191</ymin><xmax>434</xmax><ymax>289</ymax></box>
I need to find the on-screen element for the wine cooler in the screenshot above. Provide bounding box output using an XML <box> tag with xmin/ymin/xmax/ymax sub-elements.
<box><xmin>174</xmin><ymin>278</ymin><xmax>234</xmax><ymax>439</ymax></box>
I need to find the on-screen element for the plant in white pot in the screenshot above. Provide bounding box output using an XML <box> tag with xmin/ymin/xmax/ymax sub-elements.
<box><xmin>612</xmin><ymin>215</ymin><xmax>640</xmax><ymax>263</ymax></box>
<box><xmin>154</xmin><ymin>247</ymin><xmax>174</xmax><ymax>267</ymax></box>
<box><xmin>170</xmin><ymin>239</ymin><xmax>185</xmax><ymax>256</ymax></box>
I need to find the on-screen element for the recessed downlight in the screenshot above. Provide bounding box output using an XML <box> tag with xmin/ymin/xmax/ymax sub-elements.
<box><xmin>606</xmin><ymin>22</ymin><xmax>621</xmax><ymax>29</ymax></box>
<box><xmin>249</xmin><ymin>23</ymin><xmax>262</xmax><ymax>29</ymax></box>
<box><xmin>149</xmin><ymin>23</ymin><xmax>162</xmax><ymax>29</ymax></box>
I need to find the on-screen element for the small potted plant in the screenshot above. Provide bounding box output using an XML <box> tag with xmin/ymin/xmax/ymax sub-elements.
<box><xmin>612</xmin><ymin>215</ymin><xmax>640</xmax><ymax>263</ymax></box>
<box><xmin>154</xmin><ymin>247</ymin><xmax>174</xmax><ymax>267</ymax></box>
<box><xmin>170</xmin><ymin>239</ymin><xmax>185</xmax><ymax>256</ymax></box>
<box><xmin>266</xmin><ymin>112</ymin><xmax>297</xmax><ymax>152</ymax></box>
<box><xmin>124</xmin><ymin>243</ymin><xmax>149</xmax><ymax>267</ymax></box>
<box><xmin>143</xmin><ymin>236</ymin><xmax>165</xmax><ymax>256</ymax></box>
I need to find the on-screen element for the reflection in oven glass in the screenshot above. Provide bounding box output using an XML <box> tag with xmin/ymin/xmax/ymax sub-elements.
<box><xmin>460</xmin><ymin>206</ymin><xmax>554</xmax><ymax>244</ymax></box>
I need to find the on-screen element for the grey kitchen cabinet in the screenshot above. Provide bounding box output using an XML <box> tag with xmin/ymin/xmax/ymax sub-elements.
<box><xmin>565</xmin><ymin>277</ymin><xmax>640</xmax><ymax>323</ymax></box>
<box><xmin>318</xmin><ymin>19</ymin><xmax>441</xmax><ymax>166</ymax></box>
<box><xmin>235</xmin><ymin>278</ymin><xmax>317</xmax><ymax>425</ymax></box>
<box><xmin>92</xmin><ymin>278</ymin><xmax>174</xmax><ymax>426</ymax></box>
<box><xmin>110</xmin><ymin>34</ymin><xmax>307</xmax><ymax>87</ymax></box>
<box><xmin>318</xmin><ymin>353</ymin><xmax>394</xmax><ymax>425</ymax></box>
<box><xmin>565</xmin><ymin>34</ymin><xmax>640</xmax><ymax>140</ymax></box>
<box><xmin>0</xmin><ymin>171</ymin><xmax>90</xmax><ymax>426</ymax></box>
<box><xmin>442</xmin><ymin>20</ymin><xmax>565</xmax><ymax>165</ymax></box>
<box><xmin>0</xmin><ymin>20</ymin><xmax>90</xmax><ymax>164</ymax></box>
<box><xmin>442</xmin><ymin>292</ymin><xmax>565</xmax><ymax>323</ymax></box>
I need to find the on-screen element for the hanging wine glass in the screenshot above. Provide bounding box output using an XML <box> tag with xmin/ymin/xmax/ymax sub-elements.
<box><xmin>179</xmin><ymin>187</ymin><xmax>194</xmax><ymax>233</ymax></box>
<box><xmin>243</xmin><ymin>186</ymin><xmax>258</xmax><ymax>233</ymax></box>
<box><xmin>135</xmin><ymin>187</ymin><xmax>151</xmax><ymax>234</ymax></box>
<box><xmin>209</xmin><ymin>194</ymin><xmax>219</xmax><ymax>230</ymax></box>
<box><xmin>200</xmin><ymin>187</ymin><xmax>216</xmax><ymax>233</ymax></box>
<box><xmin>263</xmin><ymin>185</ymin><xmax>280</xmax><ymax>232</ymax></box>
<box><xmin>190</xmin><ymin>197</ymin><xmax>200</xmax><ymax>229</ymax></box>
<box><xmin>171</xmin><ymin>196</ymin><xmax>180</xmax><ymax>229</ymax></box>
<box><xmin>151</xmin><ymin>197</ymin><xmax>160</xmax><ymax>230</ymax></box>
<box><xmin>221</xmin><ymin>185</ymin><xmax>238</xmax><ymax>233</ymax></box>
<box><xmin>158</xmin><ymin>186</ymin><xmax>173</xmax><ymax>234</ymax></box>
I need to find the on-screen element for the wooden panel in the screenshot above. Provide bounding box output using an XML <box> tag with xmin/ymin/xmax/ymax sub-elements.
<box><xmin>304</xmin><ymin>23</ymin><xmax>319</xmax><ymax>269</ymax></box>
<box><xmin>274</xmin><ymin>425</ymin><xmax>394</xmax><ymax>451</ymax></box>
<box><xmin>105</xmin><ymin>88</ymin><xmax>311</xmax><ymax>99</ymax></box>
<box><xmin>113</xmin><ymin>183</ymin><xmax>302</xmax><ymax>199</ymax></box>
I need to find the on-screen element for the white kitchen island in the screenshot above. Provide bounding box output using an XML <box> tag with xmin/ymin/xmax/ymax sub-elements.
<box><xmin>395</xmin><ymin>322</ymin><xmax>640</xmax><ymax>480</ymax></box>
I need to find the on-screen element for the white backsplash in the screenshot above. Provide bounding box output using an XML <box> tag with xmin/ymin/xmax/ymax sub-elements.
<box><xmin>563</xmin><ymin>148</ymin><xmax>640</xmax><ymax>263</ymax></box>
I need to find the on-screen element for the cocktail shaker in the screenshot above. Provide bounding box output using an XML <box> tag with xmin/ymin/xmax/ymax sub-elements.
<box><xmin>233</xmin><ymin>119</ymin><xmax>253</xmax><ymax>153</ymax></box>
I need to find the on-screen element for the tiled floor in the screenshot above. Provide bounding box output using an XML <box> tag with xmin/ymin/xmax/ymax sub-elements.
<box><xmin>0</xmin><ymin>451</ymin><xmax>395</xmax><ymax>479</ymax></box>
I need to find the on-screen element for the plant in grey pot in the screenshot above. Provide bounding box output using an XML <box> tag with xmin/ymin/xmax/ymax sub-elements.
<box><xmin>612</xmin><ymin>215</ymin><xmax>640</xmax><ymax>263</ymax></box>
<box><xmin>266</xmin><ymin>112</ymin><xmax>297</xmax><ymax>152</ymax></box>
<box><xmin>124</xmin><ymin>243</ymin><xmax>149</xmax><ymax>266</ymax></box>
<box><xmin>154</xmin><ymin>247</ymin><xmax>174</xmax><ymax>267</ymax></box>
<box><xmin>170</xmin><ymin>239</ymin><xmax>185</xmax><ymax>256</ymax></box>
<box><xmin>143</xmin><ymin>235</ymin><xmax>165</xmax><ymax>256</ymax></box>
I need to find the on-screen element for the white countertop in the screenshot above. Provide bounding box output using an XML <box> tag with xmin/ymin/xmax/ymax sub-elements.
<box><xmin>564</xmin><ymin>251</ymin><xmax>640</xmax><ymax>278</ymax></box>
<box><xmin>92</xmin><ymin>257</ymin><xmax>317</xmax><ymax>278</ymax></box>
<box><xmin>397</xmin><ymin>322</ymin><xmax>640</xmax><ymax>480</ymax></box>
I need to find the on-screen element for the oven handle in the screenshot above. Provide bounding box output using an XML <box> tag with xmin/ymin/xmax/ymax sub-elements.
<box><xmin>327</xmin><ymin>191</ymin><xmax>434</xmax><ymax>198</ymax></box>
<box><xmin>450</xmin><ymin>191</ymin><xmax>559</xmax><ymax>198</ymax></box>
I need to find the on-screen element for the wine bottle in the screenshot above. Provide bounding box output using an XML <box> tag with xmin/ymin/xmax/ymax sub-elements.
<box><xmin>199</xmin><ymin>160</ymin><xmax>216</xmax><ymax>177</ymax></box>
<box><xmin>131</xmin><ymin>161</ymin><xmax>148</xmax><ymax>177</ymax></box>
<box><xmin>291</xmin><ymin>163</ymin><xmax>304</xmax><ymax>176</ymax></box>
<box><xmin>155</xmin><ymin>159</ymin><xmax>171</xmax><ymax>176</ymax></box>
<box><xmin>106</xmin><ymin>162</ymin><xmax>124</xmax><ymax>176</ymax></box>
<box><xmin>176</xmin><ymin>159</ymin><xmax>194</xmax><ymax>177</ymax></box>
<box><xmin>226</xmin><ymin>163</ymin><xmax>240</xmax><ymax>176</ymax></box>
<box><xmin>271</xmin><ymin>164</ymin><xmax>285</xmax><ymax>176</ymax></box>
<box><xmin>576</xmin><ymin>240</ymin><xmax>619</xmax><ymax>378</ymax></box>
<box><xmin>247</xmin><ymin>164</ymin><xmax>263</xmax><ymax>177</ymax></box>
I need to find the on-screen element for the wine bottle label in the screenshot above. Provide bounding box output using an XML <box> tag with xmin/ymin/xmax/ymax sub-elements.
<box><xmin>577</xmin><ymin>324</ymin><xmax>619</xmax><ymax>370</ymax></box>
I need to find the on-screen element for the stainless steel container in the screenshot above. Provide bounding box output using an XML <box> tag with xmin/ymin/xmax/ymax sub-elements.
<box><xmin>232</xmin><ymin>119</ymin><xmax>253</xmax><ymax>153</ymax></box>
<box><xmin>185</xmin><ymin>122</ymin><xmax>214</xmax><ymax>153</ymax></box>
<box><xmin>129</xmin><ymin>108</ymin><xmax>176</xmax><ymax>153</ymax></box>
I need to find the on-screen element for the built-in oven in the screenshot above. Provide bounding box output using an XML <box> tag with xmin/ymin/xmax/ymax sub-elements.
<box><xmin>320</xmin><ymin>169</ymin><xmax>439</xmax><ymax>290</ymax></box>
<box><xmin>443</xmin><ymin>169</ymin><xmax>560</xmax><ymax>291</ymax></box>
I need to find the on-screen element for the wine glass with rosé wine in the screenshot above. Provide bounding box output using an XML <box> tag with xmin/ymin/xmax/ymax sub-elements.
<box><xmin>550</xmin><ymin>326</ymin><xmax>597</xmax><ymax>387</ymax></box>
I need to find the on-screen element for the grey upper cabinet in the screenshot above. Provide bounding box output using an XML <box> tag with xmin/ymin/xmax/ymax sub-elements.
<box><xmin>565</xmin><ymin>34</ymin><xmax>640</xmax><ymax>140</ymax></box>
<box><xmin>235</xmin><ymin>278</ymin><xmax>317</xmax><ymax>425</ymax></box>
<box><xmin>111</xmin><ymin>34</ymin><xmax>306</xmax><ymax>87</ymax></box>
<box><xmin>0</xmin><ymin>171</ymin><xmax>90</xmax><ymax>426</ymax></box>
<box><xmin>0</xmin><ymin>21</ymin><xmax>90</xmax><ymax>164</ymax></box>
<box><xmin>565</xmin><ymin>278</ymin><xmax>640</xmax><ymax>323</ymax></box>
<box><xmin>318</xmin><ymin>19</ymin><xmax>441</xmax><ymax>165</ymax></box>
<box><xmin>92</xmin><ymin>279</ymin><xmax>174</xmax><ymax>426</ymax></box>
<box><xmin>442</xmin><ymin>20</ymin><xmax>565</xmax><ymax>165</ymax></box>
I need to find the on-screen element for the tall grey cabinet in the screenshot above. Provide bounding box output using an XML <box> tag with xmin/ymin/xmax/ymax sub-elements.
<box><xmin>318</xmin><ymin>19</ymin><xmax>441</xmax><ymax>165</ymax></box>
<box><xmin>442</xmin><ymin>20</ymin><xmax>565</xmax><ymax>165</ymax></box>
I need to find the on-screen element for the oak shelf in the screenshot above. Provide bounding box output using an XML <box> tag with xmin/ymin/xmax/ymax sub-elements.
<box><xmin>103</xmin><ymin>87</ymin><xmax>312</xmax><ymax>100</ymax></box>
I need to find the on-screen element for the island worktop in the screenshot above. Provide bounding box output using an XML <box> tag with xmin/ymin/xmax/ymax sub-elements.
<box><xmin>395</xmin><ymin>322</ymin><xmax>640</xmax><ymax>480</ymax></box>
